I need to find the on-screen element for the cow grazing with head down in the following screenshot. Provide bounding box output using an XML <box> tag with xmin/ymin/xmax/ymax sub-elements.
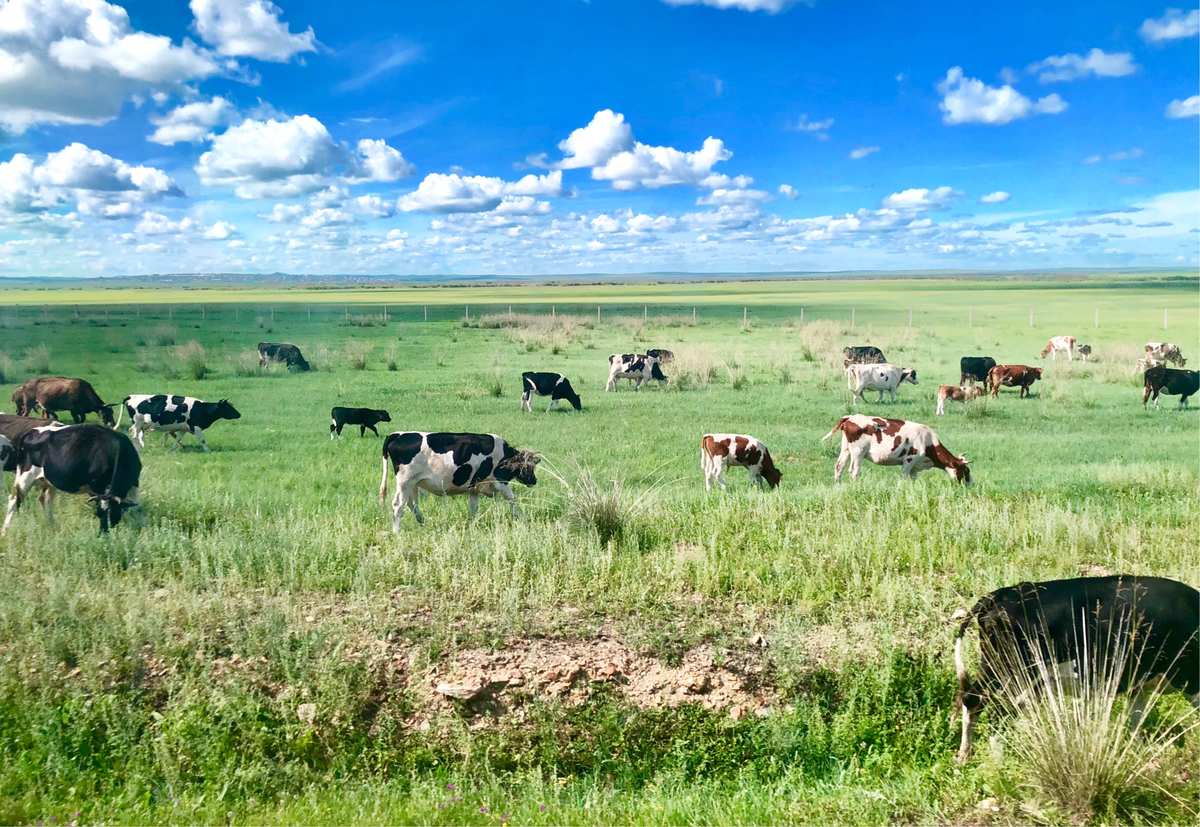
<box><xmin>521</xmin><ymin>372</ymin><xmax>582</xmax><ymax>412</ymax></box>
<box><xmin>700</xmin><ymin>433</ymin><xmax>781</xmax><ymax>491</ymax></box>
<box><xmin>1039</xmin><ymin>335</ymin><xmax>1077</xmax><ymax>361</ymax></box>
<box><xmin>952</xmin><ymin>575</ymin><xmax>1199</xmax><ymax>763</ymax></box>
<box><xmin>987</xmin><ymin>365</ymin><xmax>1042</xmax><ymax>398</ymax></box>
<box><xmin>1145</xmin><ymin>342</ymin><xmax>1186</xmax><ymax>367</ymax></box>
<box><xmin>330</xmin><ymin>407</ymin><xmax>391</xmax><ymax>438</ymax></box>
<box><xmin>822</xmin><ymin>414</ymin><xmax>971</xmax><ymax>484</ymax></box>
<box><xmin>606</xmin><ymin>354</ymin><xmax>667</xmax><ymax>391</ymax></box>
<box><xmin>959</xmin><ymin>356</ymin><xmax>997</xmax><ymax>386</ymax></box>
<box><xmin>1142</xmin><ymin>366</ymin><xmax>1199</xmax><ymax>409</ymax></box>
<box><xmin>1076</xmin><ymin>344</ymin><xmax>1092</xmax><ymax>361</ymax></box>
<box><xmin>379</xmin><ymin>432</ymin><xmax>539</xmax><ymax>529</ymax></box>
<box><xmin>936</xmin><ymin>384</ymin><xmax>985</xmax><ymax>416</ymax></box>
<box><xmin>11</xmin><ymin>377</ymin><xmax>115</xmax><ymax>426</ymax></box>
<box><xmin>646</xmin><ymin>348</ymin><xmax>675</xmax><ymax>363</ymax></box>
<box><xmin>843</xmin><ymin>345</ymin><xmax>887</xmax><ymax>368</ymax></box>
<box><xmin>118</xmin><ymin>394</ymin><xmax>241</xmax><ymax>451</ymax></box>
<box><xmin>2</xmin><ymin>424</ymin><xmax>142</xmax><ymax>535</ymax></box>
<box><xmin>258</xmin><ymin>342</ymin><xmax>311</xmax><ymax>371</ymax></box>
<box><xmin>846</xmin><ymin>363</ymin><xmax>918</xmax><ymax>403</ymax></box>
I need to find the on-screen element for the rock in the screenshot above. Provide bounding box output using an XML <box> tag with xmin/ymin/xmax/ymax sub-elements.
<box><xmin>296</xmin><ymin>702</ymin><xmax>317</xmax><ymax>724</ymax></box>
<box><xmin>436</xmin><ymin>680</ymin><xmax>483</xmax><ymax>700</ymax></box>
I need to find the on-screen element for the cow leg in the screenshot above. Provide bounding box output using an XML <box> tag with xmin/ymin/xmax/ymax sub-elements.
<box><xmin>467</xmin><ymin>493</ymin><xmax>480</xmax><ymax>518</ymax></box>
<box><xmin>38</xmin><ymin>484</ymin><xmax>55</xmax><ymax>525</ymax></box>
<box><xmin>360</xmin><ymin>425</ymin><xmax>367</xmax><ymax>437</ymax></box>
<box><xmin>833</xmin><ymin>449</ymin><xmax>848</xmax><ymax>482</ymax></box>
<box><xmin>547</xmin><ymin>397</ymin><xmax>556</xmax><ymax>412</ymax></box>
<box><xmin>2</xmin><ymin>468</ymin><xmax>40</xmax><ymax>534</ymax></box>
<box><xmin>192</xmin><ymin>429</ymin><xmax>210</xmax><ymax>452</ymax></box>
<box><xmin>849</xmin><ymin>449</ymin><xmax>863</xmax><ymax>479</ymax></box>
<box><xmin>521</xmin><ymin>390</ymin><xmax>532</xmax><ymax>412</ymax></box>
<box><xmin>957</xmin><ymin>700</ymin><xmax>978</xmax><ymax>763</ymax></box>
<box><xmin>367</xmin><ymin>424</ymin><xmax>380</xmax><ymax>436</ymax></box>
<box><xmin>492</xmin><ymin>482</ymin><xmax>519</xmax><ymax>518</ymax></box>
<box><xmin>330</xmin><ymin>420</ymin><xmax>338</xmax><ymax>439</ymax></box>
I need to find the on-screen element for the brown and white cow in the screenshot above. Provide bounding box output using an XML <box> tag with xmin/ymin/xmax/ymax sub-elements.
<box><xmin>1039</xmin><ymin>335</ymin><xmax>1077</xmax><ymax>361</ymax></box>
<box><xmin>700</xmin><ymin>433</ymin><xmax>781</xmax><ymax>491</ymax></box>
<box><xmin>1145</xmin><ymin>342</ymin><xmax>1186</xmax><ymax>367</ymax></box>
<box><xmin>821</xmin><ymin>415</ymin><xmax>971</xmax><ymax>484</ymax></box>
<box><xmin>935</xmin><ymin>384</ymin><xmax>985</xmax><ymax>416</ymax></box>
<box><xmin>987</xmin><ymin>365</ymin><xmax>1042</xmax><ymax>398</ymax></box>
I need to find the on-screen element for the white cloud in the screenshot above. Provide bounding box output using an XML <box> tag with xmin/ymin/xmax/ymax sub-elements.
<box><xmin>148</xmin><ymin>96</ymin><xmax>235</xmax><ymax>144</ymax></box>
<box><xmin>203</xmin><ymin>220</ymin><xmax>236</xmax><ymax>239</ymax></box>
<box><xmin>590</xmin><ymin>213</ymin><xmax>620</xmax><ymax>233</ymax></box>
<box><xmin>697</xmin><ymin>186</ymin><xmax>770</xmax><ymax>206</ymax></box>
<box><xmin>190</xmin><ymin>0</ymin><xmax>316</xmax><ymax>62</ymax></box>
<box><xmin>352</xmin><ymin>194</ymin><xmax>395</xmax><ymax>217</ymax></box>
<box><xmin>1166</xmin><ymin>95</ymin><xmax>1200</xmax><ymax>118</ymax></box>
<box><xmin>136</xmin><ymin>211</ymin><xmax>194</xmax><ymax>235</ymax></box>
<box><xmin>557</xmin><ymin>109</ymin><xmax>633</xmax><ymax>169</ymax></box>
<box><xmin>881</xmin><ymin>186</ymin><xmax>958</xmax><ymax>211</ymax></box>
<box><xmin>1083</xmin><ymin>147</ymin><xmax>1144</xmax><ymax>164</ymax></box>
<box><xmin>626</xmin><ymin>213</ymin><xmax>677</xmax><ymax>233</ymax></box>
<box><xmin>848</xmin><ymin>145</ymin><xmax>879</xmax><ymax>160</ymax></box>
<box><xmin>1140</xmin><ymin>8</ymin><xmax>1200</xmax><ymax>42</ymax></box>
<box><xmin>347</xmin><ymin>138</ymin><xmax>415</xmax><ymax>182</ymax></box>
<box><xmin>592</xmin><ymin>136</ymin><xmax>731</xmax><ymax>190</ymax></box>
<box><xmin>261</xmin><ymin>202</ymin><xmax>304</xmax><ymax>222</ymax></box>
<box><xmin>506</xmin><ymin>170</ymin><xmax>563</xmax><ymax>196</ymax></box>
<box><xmin>788</xmin><ymin>113</ymin><xmax>834</xmax><ymax>139</ymax></box>
<box><xmin>937</xmin><ymin>67</ymin><xmax>1067</xmax><ymax>125</ymax></box>
<box><xmin>979</xmin><ymin>190</ymin><xmax>1011</xmax><ymax>204</ymax></box>
<box><xmin>777</xmin><ymin>183</ymin><xmax>798</xmax><ymax>199</ymax></box>
<box><xmin>0</xmin><ymin>0</ymin><xmax>220</xmax><ymax>132</ymax></box>
<box><xmin>1028</xmin><ymin>49</ymin><xmax>1137</xmax><ymax>83</ymax></box>
<box><xmin>494</xmin><ymin>195</ymin><xmax>550</xmax><ymax>216</ymax></box>
<box><xmin>301</xmin><ymin>207</ymin><xmax>351</xmax><ymax>229</ymax></box>
<box><xmin>661</xmin><ymin>0</ymin><xmax>798</xmax><ymax>12</ymax></box>
<box><xmin>398</xmin><ymin>171</ymin><xmax>561</xmax><ymax>213</ymax></box>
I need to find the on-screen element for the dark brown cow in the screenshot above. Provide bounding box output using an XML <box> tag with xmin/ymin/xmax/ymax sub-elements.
<box><xmin>987</xmin><ymin>365</ymin><xmax>1042</xmax><ymax>399</ymax></box>
<box><xmin>700</xmin><ymin>433</ymin><xmax>781</xmax><ymax>490</ymax></box>
<box><xmin>11</xmin><ymin>377</ymin><xmax>115</xmax><ymax>426</ymax></box>
<box><xmin>1143</xmin><ymin>366</ymin><xmax>1199</xmax><ymax>408</ymax></box>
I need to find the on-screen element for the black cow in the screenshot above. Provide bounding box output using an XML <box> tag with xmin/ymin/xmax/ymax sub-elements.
<box><xmin>2</xmin><ymin>424</ymin><xmax>143</xmax><ymax>534</ymax></box>
<box><xmin>258</xmin><ymin>342</ymin><xmax>311</xmax><ymax>371</ymax></box>
<box><xmin>952</xmin><ymin>575</ymin><xmax>1199</xmax><ymax>762</ymax></box>
<box><xmin>521</xmin><ymin>372</ymin><xmax>582</xmax><ymax>412</ymax></box>
<box><xmin>378</xmin><ymin>431</ymin><xmax>539</xmax><ymax>528</ymax></box>
<box><xmin>1143</xmin><ymin>366</ymin><xmax>1199</xmax><ymax>408</ymax></box>
<box><xmin>842</xmin><ymin>346</ymin><xmax>887</xmax><ymax>368</ymax></box>
<box><xmin>646</xmin><ymin>348</ymin><xmax>675</xmax><ymax>363</ymax></box>
<box><xmin>330</xmin><ymin>406</ymin><xmax>391</xmax><ymax>438</ymax></box>
<box><xmin>118</xmin><ymin>394</ymin><xmax>241</xmax><ymax>451</ymax></box>
<box><xmin>959</xmin><ymin>356</ymin><xmax>997</xmax><ymax>386</ymax></box>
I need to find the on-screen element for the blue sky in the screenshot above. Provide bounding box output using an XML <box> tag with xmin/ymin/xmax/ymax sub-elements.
<box><xmin>1</xmin><ymin>0</ymin><xmax>1197</xmax><ymax>277</ymax></box>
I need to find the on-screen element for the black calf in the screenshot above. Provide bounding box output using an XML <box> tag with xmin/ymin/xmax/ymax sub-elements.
<box><xmin>331</xmin><ymin>406</ymin><xmax>392</xmax><ymax>438</ymax></box>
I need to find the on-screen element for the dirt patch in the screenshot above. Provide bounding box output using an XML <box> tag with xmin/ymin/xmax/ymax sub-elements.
<box><xmin>422</xmin><ymin>636</ymin><xmax>775</xmax><ymax>722</ymax></box>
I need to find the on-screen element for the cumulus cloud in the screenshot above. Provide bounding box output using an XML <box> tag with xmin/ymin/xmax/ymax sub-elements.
<box><xmin>937</xmin><ymin>67</ymin><xmax>1067</xmax><ymax>125</ymax></box>
<box><xmin>398</xmin><ymin>171</ymin><xmax>561</xmax><ymax>213</ymax></box>
<box><xmin>190</xmin><ymin>0</ymin><xmax>316</xmax><ymax>62</ymax></box>
<box><xmin>881</xmin><ymin>186</ymin><xmax>958</xmax><ymax>211</ymax></box>
<box><xmin>848</xmin><ymin>146</ymin><xmax>879</xmax><ymax>160</ymax></box>
<box><xmin>697</xmin><ymin>187</ymin><xmax>770</xmax><ymax>206</ymax></box>
<box><xmin>788</xmin><ymin>113</ymin><xmax>834</xmax><ymax>139</ymax></box>
<box><xmin>661</xmin><ymin>0</ymin><xmax>798</xmax><ymax>11</ymax></box>
<box><xmin>347</xmin><ymin>138</ymin><xmax>415</xmax><ymax>182</ymax></box>
<box><xmin>1140</xmin><ymin>8</ymin><xmax>1200</xmax><ymax>42</ymax></box>
<box><xmin>777</xmin><ymin>183</ymin><xmax>798</xmax><ymax>199</ymax></box>
<box><xmin>592</xmin><ymin>136</ymin><xmax>732</xmax><ymax>190</ymax></box>
<box><xmin>557</xmin><ymin>109</ymin><xmax>634</xmax><ymax>169</ymax></box>
<box><xmin>148</xmin><ymin>96</ymin><xmax>236</xmax><ymax>144</ymax></box>
<box><xmin>202</xmin><ymin>220</ymin><xmax>236</xmax><ymax>239</ymax></box>
<box><xmin>1027</xmin><ymin>49</ymin><xmax>1137</xmax><ymax>82</ymax></box>
<box><xmin>136</xmin><ymin>211</ymin><xmax>194</xmax><ymax>235</ymax></box>
<box><xmin>1166</xmin><ymin>95</ymin><xmax>1200</xmax><ymax>118</ymax></box>
<box><xmin>979</xmin><ymin>190</ymin><xmax>1011</xmax><ymax>204</ymax></box>
<box><xmin>0</xmin><ymin>0</ymin><xmax>220</xmax><ymax>132</ymax></box>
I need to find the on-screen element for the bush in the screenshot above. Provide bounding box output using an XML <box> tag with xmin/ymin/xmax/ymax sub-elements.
<box><xmin>176</xmin><ymin>341</ymin><xmax>209</xmax><ymax>380</ymax></box>
<box><xmin>343</xmin><ymin>341</ymin><xmax>371</xmax><ymax>371</ymax></box>
<box><xmin>24</xmin><ymin>344</ymin><xmax>51</xmax><ymax>374</ymax></box>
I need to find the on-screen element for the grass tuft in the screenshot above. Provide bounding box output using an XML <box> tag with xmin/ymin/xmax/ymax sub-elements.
<box><xmin>175</xmin><ymin>340</ymin><xmax>209</xmax><ymax>380</ymax></box>
<box><xmin>24</xmin><ymin>344</ymin><xmax>51</xmax><ymax>374</ymax></box>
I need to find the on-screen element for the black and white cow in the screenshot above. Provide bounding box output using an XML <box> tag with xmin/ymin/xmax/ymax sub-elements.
<box><xmin>646</xmin><ymin>348</ymin><xmax>675</xmax><ymax>363</ymax></box>
<box><xmin>2</xmin><ymin>423</ymin><xmax>142</xmax><ymax>534</ymax></box>
<box><xmin>378</xmin><ymin>432</ymin><xmax>539</xmax><ymax>528</ymax></box>
<box><xmin>330</xmin><ymin>406</ymin><xmax>391</xmax><ymax>438</ymax></box>
<box><xmin>118</xmin><ymin>394</ymin><xmax>242</xmax><ymax>451</ymax></box>
<box><xmin>258</xmin><ymin>342</ymin><xmax>311</xmax><ymax>371</ymax></box>
<box><xmin>952</xmin><ymin>575</ymin><xmax>1199</xmax><ymax>762</ymax></box>
<box><xmin>842</xmin><ymin>346</ymin><xmax>887</xmax><ymax>368</ymax></box>
<box><xmin>521</xmin><ymin>372</ymin><xmax>582</xmax><ymax>412</ymax></box>
<box><xmin>605</xmin><ymin>354</ymin><xmax>667</xmax><ymax>391</ymax></box>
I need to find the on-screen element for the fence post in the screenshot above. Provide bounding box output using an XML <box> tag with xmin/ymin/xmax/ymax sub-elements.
<box><xmin>1094</xmin><ymin>307</ymin><xmax>1099</xmax><ymax>329</ymax></box>
<box><xmin>643</xmin><ymin>305</ymin><xmax>647</xmax><ymax>321</ymax></box>
<box><xmin>743</xmin><ymin>306</ymin><xmax>748</xmax><ymax>325</ymax></box>
<box><xmin>693</xmin><ymin>306</ymin><xmax>697</xmax><ymax>323</ymax></box>
<box><xmin>799</xmin><ymin>306</ymin><xmax>804</xmax><ymax>325</ymax></box>
<box><xmin>1029</xmin><ymin>308</ymin><xmax>1034</xmax><ymax>328</ymax></box>
<box><xmin>508</xmin><ymin>305</ymin><xmax>512</xmax><ymax>318</ymax></box>
<box><xmin>552</xmin><ymin>305</ymin><xmax>556</xmax><ymax>318</ymax></box>
<box><xmin>424</xmin><ymin>305</ymin><xmax>428</xmax><ymax>322</ymax></box>
<box><xmin>597</xmin><ymin>305</ymin><xmax>601</xmax><ymax>323</ymax></box>
<box><xmin>850</xmin><ymin>307</ymin><xmax>855</xmax><ymax>329</ymax></box>
<box><xmin>383</xmin><ymin>305</ymin><xmax>388</xmax><ymax>322</ymax></box>
<box><xmin>271</xmin><ymin>306</ymin><xmax>276</xmax><ymax>323</ymax></box>
<box><xmin>168</xmin><ymin>306</ymin><xmax>173</xmax><ymax>320</ymax></box>
<box><xmin>907</xmin><ymin>308</ymin><xmax>912</xmax><ymax>328</ymax></box>
<box><xmin>1163</xmin><ymin>308</ymin><xmax>1168</xmax><ymax>330</ymax></box>
<box><xmin>465</xmin><ymin>305</ymin><xmax>469</xmax><ymax>322</ymax></box>
<box><xmin>307</xmin><ymin>306</ymin><xmax>311</xmax><ymax>321</ymax></box>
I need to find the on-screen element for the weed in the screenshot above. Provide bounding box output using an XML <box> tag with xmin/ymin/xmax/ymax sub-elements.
<box><xmin>176</xmin><ymin>340</ymin><xmax>209</xmax><ymax>380</ymax></box>
<box><xmin>24</xmin><ymin>344</ymin><xmax>51</xmax><ymax>373</ymax></box>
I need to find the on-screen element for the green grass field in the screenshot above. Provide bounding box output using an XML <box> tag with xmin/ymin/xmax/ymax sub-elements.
<box><xmin>1</xmin><ymin>274</ymin><xmax>1197</xmax><ymax>824</ymax></box>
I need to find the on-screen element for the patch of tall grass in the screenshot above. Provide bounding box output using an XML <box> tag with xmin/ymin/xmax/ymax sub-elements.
<box><xmin>175</xmin><ymin>340</ymin><xmax>209</xmax><ymax>380</ymax></box>
<box><xmin>23</xmin><ymin>344</ymin><xmax>51</xmax><ymax>374</ymax></box>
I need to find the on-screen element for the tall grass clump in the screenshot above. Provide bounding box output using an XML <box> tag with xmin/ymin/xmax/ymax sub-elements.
<box><xmin>343</xmin><ymin>340</ymin><xmax>371</xmax><ymax>370</ymax></box>
<box><xmin>554</xmin><ymin>463</ymin><xmax>658</xmax><ymax>547</ymax></box>
<box><xmin>793</xmin><ymin>320</ymin><xmax>845</xmax><ymax>369</ymax></box>
<box><xmin>670</xmin><ymin>347</ymin><xmax>722</xmax><ymax>390</ymax></box>
<box><xmin>386</xmin><ymin>344</ymin><xmax>400</xmax><ymax>371</ymax></box>
<box><xmin>24</xmin><ymin>344</ymin><xmax>51</xmax><ymax>374</ymax></box>
<box><xmin>175</xmin><ymin>340</ymin><xmax>209</xmax><ymax>380</ymax></box>
<box><xmin>0</xmin><ymin>353</ymin><xmax>14</xmax><ymax>384</ymax></box>
<box><xmin>983</xmin><ymin>615</ymin><xmax>1199</xmax><ymax>823</ymax></box>
<box><xmin>149</xmin><ymin>324</ymin><xmax>177</xmax><ymax>346</ymax></box>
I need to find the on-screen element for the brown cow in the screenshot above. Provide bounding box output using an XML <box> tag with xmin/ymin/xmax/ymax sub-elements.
<box><xmin>11</xmin><ymin>377</ymin><xmax>115</xmax><ymax>426</ymax></box>
<box><xmin>987</xmin><ymin>365</ymin><xmax>1042</xmax><ymax>399</ymax></box>
<box><xmin>700</xmin><ymin>433</ymin><xmax>781</xmax><ymax>490</ymax></box>
<box><xmin>935</xmin><ymin>384</ymin><xmax>985</xmax><ymax>415</ymax></box>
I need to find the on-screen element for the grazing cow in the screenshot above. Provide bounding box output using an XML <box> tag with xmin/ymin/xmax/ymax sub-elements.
<box><xmin>1142</xmin><ymin>366</ymin><xmax>1200</xmax><ymax>409</ymax></box>
<box><xmin>1076</xmin><ymin>344</ymin><xmax>1092</xmax><ymax>361</ymax></box>
<box><xmin>2</xmin><ymin>423</ymin><xmax>142</xmax><ymax>534</ymax></box>
<box><xmin>1039</xmin><ymin>335</ymin><xmax>1077</xmax><ymax>361</ymax></box>
<box><xmin>646</xmin><ymin>348</ymin><xmax>675</xmax><ymax>363</ymax></box>
<box><xmin>700</xmin><ymin>433</ymin><xmax>781</xmax><ymax>491</ymax></box>
<box><xmin>987</xmin><ymin>365</ymin><xmax>1042</xmax><ymax>398</ymax></box>
<box><xmin>521</xmin><ymin>372</ymin><xmax>582</xmax><ymax>412</ymax></box>
<box><xmin>330</xmin><ymin>407</ymin><xmax>391</xmax><ymax>438</ymax></box>
<box><xmin>846</xmin><ymin>363</ymin><xmax>918</xmax><ymax>403</ymax></box>
<box><xmin>959</xmin><ymin>356</ymin><xmax>997</xmax><ymax>386</ymax></box>
<box><xmin>118</xmin><ymin>394</ymin><xmax>241</xmax><ymax>451</ymax></box>
<box><xmin>606</xmin><ymin>354</ymin><xmax>667</xmax><ymax>391</ymax></box>
<box><xmin>822</xmin><ymin>415</ymin><xmax>971</xmax><ymax>484</ymax></box>
<box><xmin>842</xmin><ymin>345</ymin><xmax>887</xmax><ymax>368</ymax></box>
<box><xmin>257</xmin><ymin>342</ymin><xmax>311</xmax><ymax>371</ymax></box>
<box><xmin>952</xmin><ymin>576</ymin><xmax>1199</xmax><ymax>763</ymax></box>
<box><xmin>11</xmin><ymin>376</ymin><xmax>115</xmax><ymax>426</ymax></box>
<box><xmin>1145</xmin><ymin>342</ymin><xmax>1186</xmax><ymax>367</ymax></box>
<box><xmin>378</xmin><ymin>432</ymin><xmax>540</xmax><ymax>528</ymax></box>
<box><xmin>1135</xmin><ymin>356</ymin><xmax>1165</xmax><ymax>375</ymax></box>
<box><xmin>935</xmin><ymin>384</ymin><xmax>985</xmax><ymax>416</ymax></box>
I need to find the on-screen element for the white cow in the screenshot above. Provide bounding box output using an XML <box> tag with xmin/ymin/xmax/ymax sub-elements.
<box><xmin>605</xmin><ymin>354</ymin><xmax>667</xmax><ymax>392</ymax></box>
<box><xmin>1145</xmin><ymin>342</ymin><xmax>1186</xmax><ymax>367</ymax></box>
<box><xmin>821</xmin><ymin>414</ymin><xmax>971</xmax><ymax>484</ymax></box>
<box><xmin>846</xmin><ymin>363</ymin><xmax>918</xmax><ymax>403</ymax></box>
<box><xmin>1039</xmin><ymin>335</ymin><xmax>1077</xmax><ymax>361</ymax></box>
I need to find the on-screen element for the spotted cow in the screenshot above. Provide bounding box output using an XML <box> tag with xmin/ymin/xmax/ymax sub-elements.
<box><xmin>846</xmin><ymin>363</ymin><xmax>918</xmax><ymax>403</ymax></box>
<box><xmin>700</xmin><ymin>433</ymin><xmax>781</xmax><ymax>491</ymax></box>
<box><xmin>258</xmin><ymin>342</ymin><xmax>311</xmax><ymax>371</ymax></box>
<box><xmin>1145</xmin><ymin>342</ymin><xmax>1186</xmax><ymax>367</ymax></box>
<box><xmin>1039</xmin><ymin>335</ymin><xmax>1077</xmax><ymax>361</ymax></box>
<box><xmin>521</xmin><ymin>372</ymin><xmax>582</xmax><ymax>412</ymax></box>
<box><xmin>821</xmin><ymin>414</ymin><xmax>971</xmax><ymax>484</ymax></box>
<box><xmin>936</xmin><ymin>384</ymin><xmax>985</xmax><ymax>416</ymax></box>
<box><xmin>118</xmin><ymin>394</ymin><xmax>242</xmax><ymax>451</ymax></box>
<box><xmin>606</xmin><ymin>354</ymin><xmax>667</xmax><ymax>391</ymax></box>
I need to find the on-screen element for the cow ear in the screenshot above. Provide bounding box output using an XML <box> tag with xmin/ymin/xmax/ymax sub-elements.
<box><xmin>959</xmin><ymin>455</ymin><xmax>970</xmax><ymax>465</ymax></box>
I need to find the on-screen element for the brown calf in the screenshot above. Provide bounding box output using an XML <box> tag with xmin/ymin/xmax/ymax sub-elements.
<box><xmin>987</xmin><ymin>365</ymin><xmax>1042</xmax><ymax>399</ymax></box>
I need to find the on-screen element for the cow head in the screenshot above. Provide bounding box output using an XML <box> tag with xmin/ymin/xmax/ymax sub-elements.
<box><xmin>216</xmin><ymin>400</ymin><xmax>242</xmax><ymax>421</ymax></box>
<box><xmin>99</xmin><ymin>404</ymin><xmax>116</xmax><ymax>427</ymax></box>
<box><xmin>1031</xmin><ymin>367</ymin><xmax>1043</xmax><ymax>380</ymax></box>
<box><xmin>497</xmin><ymin>448</ymin><xmax>540</xmax><ymax>487</ymax></box>
<box><xmin>561</xmin><ymin>382</ymin><xmax>583</xmax><ymax>411</ymax></box>
<box><xmin>92</xmin><ymin>494</ymin><xmax>142</xmax><ymax>532</ymax></box>
<box><xmin>901</xmin><ymin>368</ymin><xmax>918</xmax><ymax>385</ymax></box>
<box><xmin>377</xmin><ymin>410</ymin><xmax>392</xmax><ymax>422</ymax></box>
<box><xmin>948</xmin><ymin>455</ymin><xmax>972</xmax><ymax>485</ymax></box>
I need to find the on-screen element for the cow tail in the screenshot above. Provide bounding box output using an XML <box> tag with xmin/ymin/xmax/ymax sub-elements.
<box><xmin>820</xmin><ymin>418</ymin><xmax>847</xmax><ymax>443</ymax></box>
<box><xmin>951</xmin><ymin>601</ymin><xmax>984</xmax><ymax>701</ymax></box>
<box><xmin>114</xmin><ymin>396</ymin><xmax>129</xmax><ymax>429</ymax></box>
<box><xmin>378</xmin><ymin>453</ymin><xmax>391</xmax><ymax>501</ymax></box>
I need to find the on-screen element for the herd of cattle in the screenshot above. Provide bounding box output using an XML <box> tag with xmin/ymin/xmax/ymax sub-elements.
<box><xmin>0</xmin><ymin>330</ymin><xmax>1197</xmax><ymax>759</ymax></box>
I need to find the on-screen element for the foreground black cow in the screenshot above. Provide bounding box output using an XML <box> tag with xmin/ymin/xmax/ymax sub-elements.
<box><xmin>11</xmin><ymin>376</ymin><xmax>115</xmax><ymax>425</ymax></box>
<box><xmin>118</xmin><ymin>394</ymin><xmax>241</xmax><ymax>451</ymax></box>
<box><xmin>605</xmin><ymin>354</ymin><xmax>667</xmax><ymax>391</ymax></box>
<box><xmin>378</xmin><ymin>432</ymin><xmax>539</xmax><ymax>528</ymax></box>
<box><xmin>0</xmin><ymin>415</ymin><xmax>66</xmax><ymax>479</ymax></box>
<box><xmin>1143</xmin><ymin>366</ymin><xmax>1199</xmax><ymax>408</ymax></box>
<box><xmin>952</xmin><ymin>575</ymin><xmax>1199</xmax><ymax>762</ymax></box>
<box><xmin>2</xmin><ymin>424</ymin><xmax>142</xmax><ymax>534</ymax></box>
<box><xmin>842</xmin><ymin>346</ymin><xmax>887</xmax><ymax>368</ymax></box>
<box><xmin>646</xmin><ymin>348</ymin><xmax>675</xmax><ymax>363</ymax></box>
<box><xmin>330</xmin><ymin>406</ymin><xmax>391</xmax><ymax>438</ymax></box>
<box><xmin>258</xmin><ymin>342</ymin><xmax>311</xmax><ymax>371</ymax></box>
<box><xmin>521</xmin><ymin>372</ymin><xmax>582</xmax><ymax>412</ymax></box>
<box><xmin>959</xmin><ymin>356</ymin><xmax>997</xmax><ymax>386</ymax></box>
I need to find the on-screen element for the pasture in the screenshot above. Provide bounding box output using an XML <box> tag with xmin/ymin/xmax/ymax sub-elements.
<box><xmin>0</xmin><ymin>274</ymin><xmax>1197</xmax><ymax>824</ymax></box>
